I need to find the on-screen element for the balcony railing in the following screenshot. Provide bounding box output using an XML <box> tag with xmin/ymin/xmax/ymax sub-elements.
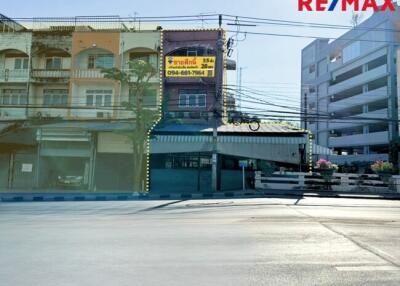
<box><xmin>329</xmin><ymin>108</ymin><xmax>388</xmax><ymax>130</ymax></box>
<box><xmin>0</xmin><ymin>69</ymin><xmax>29</xmax><ymax>82</ymax></box>
<box><xmin>121</xmin><ymin>69</ymin><xmax>159</xmax><ymax>83</ymax></box>
<box><xmin>72</xmin><ymin>69</ymin><xmax>105</xmax><ymax>79</ymax></box>
<box><xmin>31</xmin><ymin>69</ymin><xmax>70</xmax><ymax>79</ymax></box>
<box><xmin>328</xmin><ymin>65</ymin><xmax>387</xmax><ymax>95</ymax></box>
<box><xmin>329</xmin><ymin>131</ymin><xmax>389</xmax><ymax>148</ymax></box>
<box><xmin>329</xmin><ymin>86</ymin><xmax>388</xmax><ymax>113</ymax></box>
<box><xmin>0</xmin><ymin>107</ymin><xmax>27</xmax><ymax>120</ymax></box>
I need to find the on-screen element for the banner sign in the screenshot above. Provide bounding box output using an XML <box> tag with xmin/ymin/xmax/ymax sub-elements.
<box><xmin>165</xmin><ymin>56</ymin><xmax>216</xmax><ymax>78</ymax></box>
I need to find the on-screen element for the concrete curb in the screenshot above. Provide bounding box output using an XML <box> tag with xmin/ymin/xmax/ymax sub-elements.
<box><xmin>1</xmin><ymin>190</ymin><xmax>400</xmax><ymax>202</ymax></box>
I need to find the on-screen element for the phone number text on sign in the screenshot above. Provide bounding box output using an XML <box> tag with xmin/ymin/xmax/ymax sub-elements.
<box><xmin>165</xmin><ymin>56</ymin><xmax>216</xmax><ymax>78</ymax></box>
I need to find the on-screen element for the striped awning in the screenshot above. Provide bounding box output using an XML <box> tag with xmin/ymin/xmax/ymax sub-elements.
<box><xmin>151</xmin><ymin>134</ymin><xmax>307</xmax><ymax>164</ymax></box>
<box><xmin>312</xmin><ymin>143</ymin><xmax>334</xmax><ymax>156</ymax></box>
<box><xmin>152</xmin><ymin>135</ymin><xmax>307</xmax><ymax>145</ymax></box>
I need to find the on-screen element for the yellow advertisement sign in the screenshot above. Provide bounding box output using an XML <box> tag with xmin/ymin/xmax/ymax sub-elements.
<box><xmin>165</xmin><ymin>56</ymin><xmax>216</xmax><ymax>78</ymax></box>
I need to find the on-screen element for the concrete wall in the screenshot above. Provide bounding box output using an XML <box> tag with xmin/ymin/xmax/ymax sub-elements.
<box><xmin>0</xmin><ymin>33</ymin><xmax>32</xmax><ymax>54</ymax></box>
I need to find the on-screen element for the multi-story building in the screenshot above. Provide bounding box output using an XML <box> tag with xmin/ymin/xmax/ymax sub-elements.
<box><xmin>162</xmin><ymin>30</ymin><xmax>223</xmax><ymax>123</ymax></box>
<box><xmin>0</xmin><ymin>17</ymin><xmax>162</xmax><ymax>191</ymax></box>
<box><xmin>0</xmin><ymin>15</ymin><xmax>309</xmax><ymax>194</ymax></box>
<box><xmin>301</xmin><ymin>6</ymin><xmax>400</xmax><ymax>165</ymax></box>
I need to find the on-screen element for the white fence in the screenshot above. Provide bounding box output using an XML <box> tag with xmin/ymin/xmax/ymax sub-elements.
<box><xmin>255</xmin><ymin>171</ymin><xmax>400</xmax><ymax>193</ymax></box>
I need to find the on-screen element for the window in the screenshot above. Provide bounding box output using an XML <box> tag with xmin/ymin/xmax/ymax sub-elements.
<box><xmin>1</xmin><ymin>89</ymin><xmax>27</xmax><ymax>105</ymax></box>
<box><xmin>187</xmin><ymin>48</ymin><xmax>198</xmax><ymax>56</ymax></box>
<box><xmin>129</xmin><ymin>53</ymin><xmax>158</xmax><ymax>69</ymax></box>
<box><xmin>46</xmin><ymin>57</ymin><xmax>62</xmax><ymax>70</ymax></box>
<box><xmin>155</xmin><ymin>154</ymin><xmax>212</xmax><ymax>170</ymax></box>
<box><xmin>343</xmin><ymin>41</ymin><xmax>361</xmax><ymax>63</ymax></box>
<box><xmin>309</xmin><ymin>64</ymin><xmax>316</xmax><ymax>74</ymax></box>
<box><xmin>43</xmin><ymin>89</ymin><xmax>68</xmax><ymax>106</ymax></box>
<box><xmin>170</xmin><ymin>47</ymin><xmax>215</xmax><ymax>57</ymax></box>
<box><xmin>129</xmin><ymin>89</ymin><xmax>157</xmax><ymax>107</ymax></box>
<box><xmin>14</xmin><ymin>58</ymin><xmax>28</xmax><ymax>70</ymax></box>
<box><xmin>87</xmin><ymin>54</ymin><xmax>114</xmax><ymax>69</ymax></box>
<box><xmin>178</xmin><ymin>90</ymin><xmax>207</xmax><ymax>108</ymax></box>
<box><xmin>86</xmin><ymin>90</ymin><xmax>113</xmax><ymax>107</ymax></box>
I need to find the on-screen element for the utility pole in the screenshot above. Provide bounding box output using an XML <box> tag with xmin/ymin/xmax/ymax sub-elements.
<box><xmin>212</xmin><ymin>15</ymin><xmax>223</xmax><ymax>192</ymax></box>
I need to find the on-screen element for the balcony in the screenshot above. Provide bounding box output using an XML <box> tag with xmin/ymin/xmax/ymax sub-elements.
<box><xmin>329</xmin><ymin>131</ymin><xmax>389</xmax><ymax>148</ymax></box>
<box><xmin>0</xmin><ymin>108</ymin><xmax>27</xmax><ymax>121</ymax></box>
<box><xmin>329</xmin><ymin>86</ymin><xmax>388</xmax><ymax>113</ymax></box>
<box><xmin>0</xmin><ymin>69</ymin><xmax>29</xmax><ymax>83</ymax></box>
<box><xmin>29</xmin><ymin>107</ymin><xmax>68</xmax><ymax>119</ymax></box>
<box><xmin>328</xmin><ymin>65</ymin><xmax>387</xmax><ymax>95</ymax></box>
<box><xmin>121</xmin><ymin>69</ymin><xmax>160</xmax><ymax>83</ymax></box>
<box><xmin>72</xmin><ymin>69</ymin><xmax>105</xmax><ymax>79</ymax></box>
<box><xmin>69</xmin><ymin>108</ymin><xmax>114</xmax><ymax>119</ymax></box>
<box><xmin>329</xmin><ymin>109</ymin><xmax>388</xmax><ymax>130</ymax></box>
<box><xmin>31</xmin><ymin>69</ymin><xmax>70</xmax><ymax>80</ymax></box>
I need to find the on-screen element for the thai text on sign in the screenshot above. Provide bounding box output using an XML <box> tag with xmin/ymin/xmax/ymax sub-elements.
<box><xmin>165</xmin><ymin>56</ymin><xmax>216</xmax><ymax>78</ymax></box>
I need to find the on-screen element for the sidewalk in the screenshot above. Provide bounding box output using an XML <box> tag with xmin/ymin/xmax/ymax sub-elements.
<box><xmin>1</xmin><ymin>189</ymin><xmax>400</xmax><ymax>202</ymax></box>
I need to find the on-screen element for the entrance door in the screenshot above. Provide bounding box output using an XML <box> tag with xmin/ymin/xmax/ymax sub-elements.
<box><xmin>12</xmin><ymin>153</ymin><xmax>35</xmax><ymax>190</ymax></box>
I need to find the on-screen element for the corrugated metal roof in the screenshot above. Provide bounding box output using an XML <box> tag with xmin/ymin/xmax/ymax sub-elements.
<box><xmin>214</xmin><ymin>124</ymin><xmax>305</xmax><ymax>134</ymax></box>
<box><xmin>155</xmin><ymin>123</ymin><xmax>305</xmax><ymax>135</ymax></box>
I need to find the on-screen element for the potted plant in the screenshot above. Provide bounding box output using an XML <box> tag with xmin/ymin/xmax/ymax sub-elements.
<box><xmin>371</xmin><ymin>161</ymin><xmax>394</xmax><ymax>184</ymax></box>
<box><xmin>315</xmin><ymin>159</ymin><xmax>339</xmax><ymax>186</ymax></box>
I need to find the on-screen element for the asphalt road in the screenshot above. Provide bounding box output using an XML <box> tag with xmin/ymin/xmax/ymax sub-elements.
<box><xmin>1</xmin><ymin>197</ymin><xmax>400</xmax><ymax>286</ymax></box>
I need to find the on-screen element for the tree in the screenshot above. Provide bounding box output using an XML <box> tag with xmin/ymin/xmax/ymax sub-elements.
<box><xmin>102</xmin><ymin>60</ymin><xmax>159</xmax><ymax>192</ymax></box>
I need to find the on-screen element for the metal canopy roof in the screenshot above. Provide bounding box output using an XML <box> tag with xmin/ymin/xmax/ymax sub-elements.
<box><xmin>155</xmin><ymin>123</ymin><xmax>306</xmax><ymax>135</ymax></box>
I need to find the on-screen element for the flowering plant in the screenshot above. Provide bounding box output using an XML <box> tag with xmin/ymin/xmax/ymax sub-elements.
<box><xmin>315</xmin><ymin>159</ymin><xmax>339</xmax><ymax>171</ymax></box>
<box><xmin>371</xmin><ymin>161</ymin><xmax>394</xmax><ymax>174</ymax></box>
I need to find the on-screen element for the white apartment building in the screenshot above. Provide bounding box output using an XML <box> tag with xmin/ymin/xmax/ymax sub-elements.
<box><xmin>301</xmin><ymin>6</ymin><xmax>400</xmax><ymax>165</ymax></box>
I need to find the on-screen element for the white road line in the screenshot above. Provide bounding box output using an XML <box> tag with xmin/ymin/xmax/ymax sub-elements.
<box><xmin>336</xmin><ymin>266</ymin><xmax>399</xmax><ymax>272</ymax></box>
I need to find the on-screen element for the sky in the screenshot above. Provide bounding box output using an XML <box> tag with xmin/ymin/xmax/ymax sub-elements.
<box><xmin>1</xmin><ymin>0</ymin><xmax>389</xmax><ymax>113</ymax></box>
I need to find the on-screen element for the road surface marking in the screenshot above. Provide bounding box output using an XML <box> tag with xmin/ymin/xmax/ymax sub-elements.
<box><xmin>336</xmin><ymin>266</ymin><xmax>399</xmax><ymax>272</ymax></box>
